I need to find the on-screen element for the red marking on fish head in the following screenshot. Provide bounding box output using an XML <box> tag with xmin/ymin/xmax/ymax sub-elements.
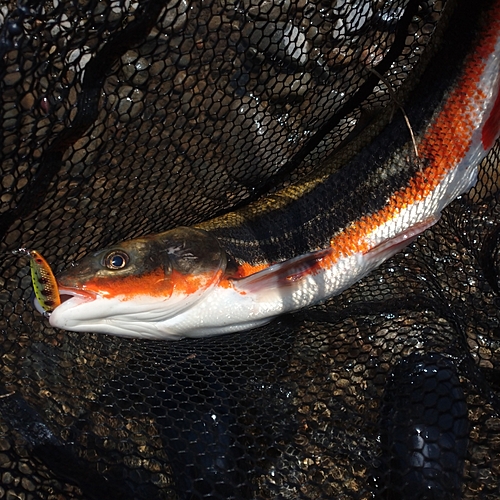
<box><xmin>81</xmin><ymin>268</ymin><xmax>225</xmax><ymax>301</ymax></box>
<box><xmin>81</xmin><ymin>267</ymin><xmax>174</xmax><ymax>300</ymax></box>
<box><xmin>170</xmin><ymin>269</ymin><xmax>225</xmax><ymax>296</ymax></box>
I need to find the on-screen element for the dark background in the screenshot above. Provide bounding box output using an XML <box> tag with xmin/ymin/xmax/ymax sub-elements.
<box><xmin>0</xmin><ymin>0</ymin><xmax>499</xmax><ymax>498</ymax></box>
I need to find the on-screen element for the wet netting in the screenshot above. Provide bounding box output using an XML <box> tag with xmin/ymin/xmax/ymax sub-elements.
<box><xmin>1</xmin><ymin>0</ymin><xmax>500</xmax><ymax>498</ymax></box>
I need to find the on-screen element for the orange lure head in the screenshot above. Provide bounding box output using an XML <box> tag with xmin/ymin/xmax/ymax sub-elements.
<box><xmin>13</xmin><ymin>248</ymin><xmax>61</xmax><ymax>316</ymax></box>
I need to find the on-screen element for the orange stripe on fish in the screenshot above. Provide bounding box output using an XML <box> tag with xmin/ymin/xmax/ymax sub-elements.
<box><xmin>82</xmin><ymin>268</ymin><xmax>173</xmax><ymax>299</ymax></box>
<box><xmin>81</xmin><ymin>268</ymin><xmax>225</xmax><ymax>300</ymax></box>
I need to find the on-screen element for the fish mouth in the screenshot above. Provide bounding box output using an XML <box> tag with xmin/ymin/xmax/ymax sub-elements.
<box><xmin>58</xmin><ymin>286</ymin><xmax>97</xmax><ymax>305</ymax></box>
<box><xmin>32</xmin><ymin>286</ymin><xmax>96</xmax><ymax>317</ymax></box>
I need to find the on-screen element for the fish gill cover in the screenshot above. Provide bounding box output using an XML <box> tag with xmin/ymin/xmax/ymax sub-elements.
<box><xmin>0</xmin><ymin>0</ymin><xmax>500</xmax><ymax>498</ymax></box>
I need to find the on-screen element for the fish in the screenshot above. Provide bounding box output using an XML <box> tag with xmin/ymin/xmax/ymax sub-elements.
<box><xmin>13</xmin><ymin>248</ymin><xmax>61</xmax><ymax>315</ymax></box>
<box><xmin>44</xmin><ymin>0</ymin><xmax>500</xmax><ymax>339</ymax></box>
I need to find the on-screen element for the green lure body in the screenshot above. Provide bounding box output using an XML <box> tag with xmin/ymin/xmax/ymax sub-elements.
<box><xmin>14</xmin><ymin>249</ymin><xmax>60</xmax><ymax>314</ymax></box>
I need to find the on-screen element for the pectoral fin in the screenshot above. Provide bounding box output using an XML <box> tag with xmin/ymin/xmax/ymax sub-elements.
<box><xmin>232</xmin><ymin>248</ymin><xmax>333</xmax><ymax>294</ymax></box>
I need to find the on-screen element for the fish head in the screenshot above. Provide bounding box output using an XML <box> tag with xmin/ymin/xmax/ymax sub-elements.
<box><xmin>48</xmin><ymin>227</ymin><xmax>227</xmax><ymax>338</ymax></box>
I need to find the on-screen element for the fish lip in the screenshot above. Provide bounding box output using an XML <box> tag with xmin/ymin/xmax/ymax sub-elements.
<box><xmin>57</xmin><ymin>286</ymin><xmax>97</xmax><ymax>304</ymax></box>
<box><xmin>48</xmin><ymin>286</ymin><xmax>100</xmax><ymax>330</ymax></box>
<box><xmin>32</xmin><ymin>286</ymin><xmax>96</xmax><ymax>318</ymax></box>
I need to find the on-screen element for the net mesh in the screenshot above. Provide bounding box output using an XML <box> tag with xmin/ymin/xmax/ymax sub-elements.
<box><xmin>1</xmin><ymin>0</ymin><xmax>499</xmax><ymax>498</ymax></box>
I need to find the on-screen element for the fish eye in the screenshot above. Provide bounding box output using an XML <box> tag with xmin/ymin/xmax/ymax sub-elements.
<box><xmin>104</xmin><ymin>250</ymin><xmax>129</xmax><ymax>270</ymax></box>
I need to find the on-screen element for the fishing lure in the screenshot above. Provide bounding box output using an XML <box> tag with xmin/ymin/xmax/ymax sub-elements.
<box><xmin>13</xmin><ymin>249</ymin><xmax>61</xmax><ymax>315</ymax></box>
